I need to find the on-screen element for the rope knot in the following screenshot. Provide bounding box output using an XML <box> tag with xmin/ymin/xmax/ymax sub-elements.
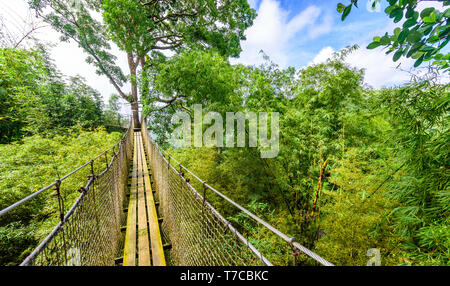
<box><xmin>288</xmin><ymin>237</ymin><xmax>300</xmax><ymax>265</ymax></box>
<box><xmin>87</xmin><ymin>174</ymin><xmax>97</xmax><ymax>180</ymax></box>
<box><xmin>52</xmin><ymin>179</ymin><xmax>61</xmax><ymax>196</ymax></box>
<box><xmin>289</xmin><ymin>237</ymin><xmax>297</xmax><ymax>246</ymax></box>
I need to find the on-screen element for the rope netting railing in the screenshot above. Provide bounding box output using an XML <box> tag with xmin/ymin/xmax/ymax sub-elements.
<box><xmin>141</xmin><ymin>120</ymin><xmax>333</xmax><ymax>266</ymax></box>
<box><xmin>0</xmin><ymin>123</ymin><xmax>134</xmax><ymax>266</ymax></box>
<box><xmin>141</xmin><ymin>120</ymin><xmax>271</xmax><ymax>266</ymax></box>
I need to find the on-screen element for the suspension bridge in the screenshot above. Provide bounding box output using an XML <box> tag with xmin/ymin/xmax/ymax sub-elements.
<box><xmin>0</xmin><ymin>116</ymin><xmax>333</xmax><ymax>266</ymax></box>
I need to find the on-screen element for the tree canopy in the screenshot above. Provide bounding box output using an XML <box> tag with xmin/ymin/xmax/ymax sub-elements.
<box><xmin>28</xmin><ymin>0</ymin><xmax>256</xmax><ymax>127</ymax></box>
<box><xmin>0</xmin><ymin>47</ymin><xmax>107</xmax><ymax>143</ymax></box>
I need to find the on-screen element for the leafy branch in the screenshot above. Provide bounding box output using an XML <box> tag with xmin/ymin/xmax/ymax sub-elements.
<box><xmin>337</xmin><ymin>0</ymin><xmax>450</xmax><ymax>71</ymax></box>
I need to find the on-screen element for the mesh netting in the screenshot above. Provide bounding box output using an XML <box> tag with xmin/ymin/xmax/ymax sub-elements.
<box><xmin>141</xmin><ymin>121</ymin><xmax>271</xmax><ymax>266</ymax></box>
<box><xmin>20</xmin><ymin>126</ymin><xmax>133</xmax><ymax>266</ymax></box>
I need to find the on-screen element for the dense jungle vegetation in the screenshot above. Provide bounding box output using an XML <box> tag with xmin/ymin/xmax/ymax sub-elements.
<box><xmin>0</xmin><ymin>47</ymin><xmax>125</xmax><ymax>265</ymax></box>
<box><xmin>154</xmin><ymin>48</ymin><xmax>449</xmax><ymax>266</ymax></box>
<box><xmin>141</xmin><ymin>0</ymin><xmax>449</xmax><ymax>266</ymax></box>
<box><xmin>0</xmin><ymin>0</ymin><xmax>449</xmax><ymax>266</ymax></box>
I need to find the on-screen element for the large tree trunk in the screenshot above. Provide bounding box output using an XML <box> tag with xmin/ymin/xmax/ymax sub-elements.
<box><xmin>131</xmin><ymin>101</ymin><xmax>140</xmax><ymax>129</ymax></box>
<box><xmin>128</xmin><ymin>52</ymin><xmax>141</xmax><ymax>128</ymax></box>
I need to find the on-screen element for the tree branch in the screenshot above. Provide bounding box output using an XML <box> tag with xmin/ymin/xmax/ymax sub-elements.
<box><xmin>13</xmin><ymin>24</ymin><xmax>48</xmax><ymax>49</ymax></box>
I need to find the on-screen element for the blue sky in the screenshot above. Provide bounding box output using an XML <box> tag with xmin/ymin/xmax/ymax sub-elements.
<box><xmin>240</xmin><ymin>0</ymin><xmax>391</xmax><ymax>66</ymax></box>
<box><xmin>1</xmin><ymin>0</ymin><xmax>448</xmax><ymax>112</ymax></box>
<box><xmin>247</xmin><ymin>0</ymin><xmax>389</xmax><ymax>66</ymax></box>
<box><xmin>233</xmin><ymin>0</ymin><xmax>448</xmax><ymax>88</ymax></box>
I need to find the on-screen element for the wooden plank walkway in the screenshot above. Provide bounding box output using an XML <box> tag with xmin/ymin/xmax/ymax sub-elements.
<box><xmin>123</xmin><ymin>131</ymin><xmax>166</xmax><ymax>266</ymax></box>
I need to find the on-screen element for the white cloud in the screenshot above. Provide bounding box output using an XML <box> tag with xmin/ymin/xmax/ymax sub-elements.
<box><xmin>236</xmin><ymin>0</ymin><xmax>414</xmax><ymax>88</ymax></box>
<box><xmin>416</xmin><ymin>1</ymin><xmax>446</xmax><ymax>11</ymax></box>
<box><xmin>285</xmin><ymin>6</ymin><xmax>321</xmax><ymax>38</ymax></box>
<box><xmin>232</xmin><ymin>0</ymin><xmax>331</xmax><ymax>67</ymax></box>
<box><xmin>308</xmin><ymin>46</ymin><xmax>334</xmax><ymax>66</ymax></box>
<box><xmin>308</xmin><ymin>46</ymin><xmax>413</xmax><ymax>89</ymax></box>
<box><xmin>308</xmin><ymin>13</ymin><xmax>333</xmax><ymax>39</ymax></box>
<box><xmin>346</xmin><ymin>47</ymin><xmax>414</xmax><ymax>88</ymax></box>
<box><xmin>310</xmin><ymin>43</ymin><xmax>449</xmax><ymax>89</ymax></box>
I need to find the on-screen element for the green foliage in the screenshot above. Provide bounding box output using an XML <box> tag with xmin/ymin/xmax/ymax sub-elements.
<box><xmin>0</xmin><ymin>222</ymin><xmax>37</xmax><ymax>266</ymax></box>
<box><xmin>376</xmin><ymin>78</ymin><xmax>449</xmax><ymax>265</ymax></box>
<box><xmin>0</xmin><ymin>48</ymin><xmax>106</xmax><ymax>143</ymax></box>
<box><xmin>103</xmin><ymin>94</ymin><xmax>123</xmax><ymax>126</ymax></box>
<box><xmin>338</xmin><ymin>0</ymin><xmax>450</xmax><ymax>71</ymax></box>
<box><xmin>29</xmin><ymin>0</ymin><xmax>256</xmax><ymax>124</ymax></box>
<box><xmin>139</xmin><ymin>0</ymin><xmax>256</xmax><ymax>58</ymax></box>
<box><xmin>314</xmin><ymin>148</ymin><xmax>406</xmax><ymax>266</ymax></box>
<box><xmin>143</xmin><ymin>50</ymin><xmax>246</xmax><ymax>140</ymax></box>
<box><xmin>149</xmin><ymin>50</ymin><xmax>243</xmax><ymax>110</ymax></box>
<box><xmin>0</xmin><ymin>48</ymin><xmax>49</xmax><ymax>142</ymax></box>
<box><xmin>0</xmin><ymin>128</ymin><xmax>122</xmax><ymax>265</ymax></box>
<box><xmin>145</xmin><ymin>48</ymin><xmax>449</xmax><ymax>265</ymax></box>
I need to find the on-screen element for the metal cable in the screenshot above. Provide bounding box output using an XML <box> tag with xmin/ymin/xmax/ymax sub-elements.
<box><xmin>142</xmin><ymin>120</ymin><xmax>333</xmax><ymax>266</ymax></box>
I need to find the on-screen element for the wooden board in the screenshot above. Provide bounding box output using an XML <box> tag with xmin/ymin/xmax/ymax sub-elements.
<box><xmin>123</xmin><ymin>132</ymin><xmax>138</xmax><ymax>266</ymax></box>
<box><xmin>140</xmin><ymin>135</ymin><xmax>166</xmax><ymax>266</ymax></box>
<box><xmin>136</xmin><ymin>133</ymin><xmax>151</xmax><ymax>266</ymax></box>
<box><xmin>123</xmin><ymin>131</ymin><xmax>165</xmax><ymax>266</ymax></box>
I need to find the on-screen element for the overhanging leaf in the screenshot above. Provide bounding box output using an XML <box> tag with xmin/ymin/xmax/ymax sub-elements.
<box><xmin>407</xmin><ymin>30</ymin><xmax>422</xmax><ymax>43</ymax></box>
<box><xmin>367</xmin><ymin>41</ymin><xmax>382</xmax><ymax>49</ymax></box>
